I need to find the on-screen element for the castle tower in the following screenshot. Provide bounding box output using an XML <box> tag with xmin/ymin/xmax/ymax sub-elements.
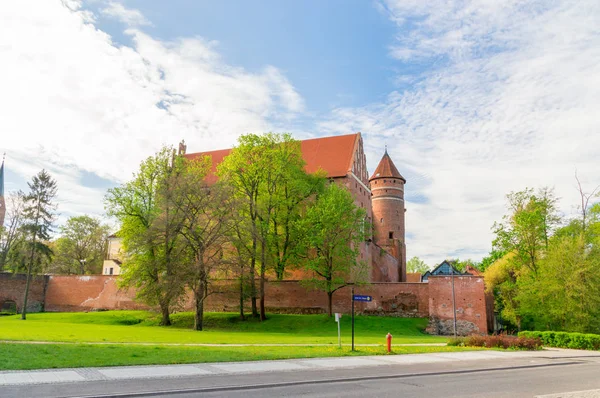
<box><xmin>369</xmin><ymin>149</ymin><xmax>406</xmax><ymax>282</ymax></box>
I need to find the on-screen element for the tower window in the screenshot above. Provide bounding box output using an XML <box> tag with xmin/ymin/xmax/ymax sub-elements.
<box><xmin>389</xmin><ymin>232</ymin><xmax>394</xmax><ymax>239</ymax></box>
<box><xmin>380</xmin><ymin>218</ymin><xmax>384</xmax><ymax>224</ymax></box>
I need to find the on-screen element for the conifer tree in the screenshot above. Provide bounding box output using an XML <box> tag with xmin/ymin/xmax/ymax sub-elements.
<box><xmin>21</xmin><ymin>170</ymin><xmax>57</xmax><ymax>320</ymax></box>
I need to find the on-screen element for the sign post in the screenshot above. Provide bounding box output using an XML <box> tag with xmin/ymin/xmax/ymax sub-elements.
<box><xmin>351</xmin><ymin>291</ymin><xmax>373</xmax><ymax>351</ymax></box>
<box><xmin>335</xmin><ymin>313</ymin><xmax>342</xmax><ymax>348</ymax></box>
<box><xmin>351</xmin><ymin>287</ymin><xmax>354</xmax><ymax>351</ymax></box>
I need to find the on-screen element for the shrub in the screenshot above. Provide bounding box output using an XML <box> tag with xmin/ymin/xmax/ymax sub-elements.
<box><xmin>518</xmin><ymin>331</ymin><xmax>600</xmax><ymax>350</ymax></box>
<box><xmin>447</xmin><ymin>337</ymin><xmax>467</xmax><ymax>346</ymax></box>
<box><xmin>450</xmin><ymin>334</ymin><xmax>541</xmax><ymax>350</ymax></box>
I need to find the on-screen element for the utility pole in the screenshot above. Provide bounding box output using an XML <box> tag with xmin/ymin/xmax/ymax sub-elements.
<box><xmin>451</xmin><ymin>266</ymin><xmax>457</xmax><ymax>337</ymax></box>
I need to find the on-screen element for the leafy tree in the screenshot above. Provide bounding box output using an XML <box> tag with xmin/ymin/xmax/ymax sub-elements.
<box><xmin>50</xmin><ymin>215</ymin><xmax>110</xmax><ymax>274</ymax></box>
<box><xmin>486</xmin><ymin>183</ymin><xmax>600</xmax><ymax>332</ymax></box>
<box><xmin>492</xmin><ymin>187</ymin><xmax>560</xmax><ymax>274</ymax></box>
<box><xmin>218</xmin><ymin>133</ymin><xmax>316</xmax><ymax>320</ymax></box>
<box><xmin>105</xmin><ymin>147</ymin><xmax>187</xmax><ymax>326</ymax></box>
<box><xmin>295</xmin><ymin>183</ymin><xmax>369</xmax><ymax>316</ymax></box>
<box><xmin>406</xmin><ymin>256</ymin><xmax>430</xmax><ymax>273</ymax></box>
<box><xmin>172</xmin><ymin>157</ymin><xmax>235</xmax><ymax>330</ymax></box>
<box><xmin>479</xmin><ymin>249</ymin><xmax>506</xmax><ymax>272</ymax></box>
<box><xmin>0</xmin><ymin>192</ymin><xmax>26</xmax><ymax>271</ymax></box>
<box><xmin>21</xmin><ymin>170</ymin><xmax>58</xmax><ymax>320</ymax></box>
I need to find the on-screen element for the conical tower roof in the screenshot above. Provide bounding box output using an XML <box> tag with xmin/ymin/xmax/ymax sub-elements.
<box><xmin>369</xmin><ymin>149</ymin><xmax>406</xmax><ymax>182</ymax></box>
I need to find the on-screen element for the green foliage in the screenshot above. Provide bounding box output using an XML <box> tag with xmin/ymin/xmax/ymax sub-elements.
<box><xmin>448</xmin><ymin>335</ymin><xmax>542</xmax><ymax>350</ymax></box>
<box><xmin>105</xmin><ymin>147</ymin><xmax>188</xmax><ymax>325</ymax></box>
<box><xmin>486</xmin><ymin>184</ymin><xmax>600</xmax><ymax>333</ymax></box>
<box><xmin>0</xmin><ymin>192</ymin><xmax>26</xmax><ymax>271</ymax></box>
<box><xmin>519</xmin><ymin>331</ymin><xmax>600</xmax><ymax>350</ymax></box>
<box><xmin>50</xmin><ymin>215</ymin><xmax>110</xmax><ymax>274</ymax></box>
<box><xmin>217</xmin><ymin>133</ymin><xmax>325</xmax><ymax>319</ymax></box>
<box><xmin>20</xmin><ymin>169</ymin><xmax>58</xmax><ymax>319</ymax></box>
<box><xmin>492</xmin><ymin>187</ymin><xmax>559</xmax><ymax>274</ymax></box>
<box><xmin>406</xmin><ymin>256</ymin><xmax>430</xmax><ymax>273</ymax></box>
<box><xmin>295</xmin><ymin>183</ymin><xmax>369</xmax><ymax>315</ymax></box>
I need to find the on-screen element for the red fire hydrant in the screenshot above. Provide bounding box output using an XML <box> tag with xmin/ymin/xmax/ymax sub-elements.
<box><xmin>386</xmin><ymin>333</ymin><xmax>393</xmax><ymax>353</ymax></box>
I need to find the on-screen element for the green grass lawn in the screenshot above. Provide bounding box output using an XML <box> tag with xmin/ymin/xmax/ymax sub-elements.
<box><xmin>0</xmin><ymin>311</ymin><xmax>447</xmax><ymax>345</ymax></box>
<box><xmin>0</xmin><ymin>311</ymin><xmax>463</xmax><ymax>370</ymax></box>
<box><xmin>0</xmin><ymin>343</ymin><xmax>479</xmax><ymax>370</ymax></box>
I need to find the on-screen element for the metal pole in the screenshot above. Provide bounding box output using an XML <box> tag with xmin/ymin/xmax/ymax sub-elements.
<box><xmin>351</xmin><ymin>287</ymin><xmax>355</xmax><ymax>351</ymax></box>
<box><xmin>451</xmin><ymin>267</ymin><xmax>457</xmax><ymax>337</ymax></box>
<box><xmin>337</xmin><ymin>316</ymin><xmax>341</xmax><ymax>349</ymax></box>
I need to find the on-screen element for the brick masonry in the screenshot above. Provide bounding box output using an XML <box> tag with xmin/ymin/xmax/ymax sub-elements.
<box><xmin>3</xmin><ymin>273</ymin><xmax>491</xmax><ymax>334</ymax></box>
<box><xmin>0</xmin><ymin>272</ymin><xmax>48</xmax><ymax>312</ymax></box>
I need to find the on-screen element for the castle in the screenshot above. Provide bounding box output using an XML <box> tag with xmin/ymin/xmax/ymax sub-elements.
<box><xmin>184</xmin><ymin>132</ymin><xmax>408</xmax><ymax>283</ymax></box>
<box><xmin>0</xmin><ymin>133</ymin><xmax>494</xmax><ymax>334</ymax></box>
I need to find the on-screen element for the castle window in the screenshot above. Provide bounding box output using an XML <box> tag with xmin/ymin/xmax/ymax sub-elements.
<box><xmin>380</xmin><ymin>218</ymin><xmax>384</xmax><ymax>224</ymax></box>
<box><xmin>389</xmin><ymin>232</ymin><xmax>394</xmax><ymax>239</ymax></box>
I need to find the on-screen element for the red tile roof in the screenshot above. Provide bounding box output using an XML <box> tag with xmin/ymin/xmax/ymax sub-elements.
<box><xmin>185</xmin><ymin>133</ymin><xmax>359</xmax><ymax>183</ymax></box>
<box><xmin>369</xmin><ymin>150</ymin><xmax>406</xmax><ymax>182</ymax></box>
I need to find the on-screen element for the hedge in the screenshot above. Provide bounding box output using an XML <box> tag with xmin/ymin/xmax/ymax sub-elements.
<box><xmin>518</xmin><ymin>331</ymin><xmax>600</xmax><ymax>350</ymax></box>
<box><xmin>448</xmin><ymin>335</ymin><xmax>542</xmax><ymax>350</ymax></box>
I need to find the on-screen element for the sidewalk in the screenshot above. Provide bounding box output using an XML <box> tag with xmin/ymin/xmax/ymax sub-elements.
<box><xmin>1</xmin><ymin>348</ymin><xmax>597</xmax><ymax>387</ymax></box>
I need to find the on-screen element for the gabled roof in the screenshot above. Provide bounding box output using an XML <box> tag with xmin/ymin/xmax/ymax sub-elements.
<box><xmin>369</xmin><ymin>149</ymin><xmax>405</xmax><ymax>182</ymax></box>
<box><xmin>422</xmin><ymin>260</ymin><xmax>466</xmax><ymax>281</ymax></box>
<box><xmin>185</xmin><ymin>133</ymin><xmax>360</xmax><ymax>184</ymax></box>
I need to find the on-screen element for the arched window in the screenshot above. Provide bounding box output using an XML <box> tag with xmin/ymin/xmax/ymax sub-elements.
<box><xmin>380</xmin><ymin>218</ymin><xmax>384</xmax><ymax>224</ymax></box>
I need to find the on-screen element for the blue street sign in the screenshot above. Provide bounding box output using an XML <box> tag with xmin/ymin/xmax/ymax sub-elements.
<box><xmin>353</xmin><ymin>295</ymin><xmax>372</xmax><ymax>302</ymax></box>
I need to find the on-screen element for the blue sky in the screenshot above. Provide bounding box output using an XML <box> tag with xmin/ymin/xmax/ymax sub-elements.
<box><xmin>92</xmin><ymin>1</ymin><xmax>400</xmax><ymax>119</ymax></box>
<box><xmin>1</xmin><ymin>0</ymin><xmax>599</xmax><ymax>265</ymax></box>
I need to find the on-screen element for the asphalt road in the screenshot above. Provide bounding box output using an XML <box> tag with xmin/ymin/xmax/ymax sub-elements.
<box><xmin>4</xmin><ymin>355</ymin><xmax>600</xmax><ymax>398</ymax></box>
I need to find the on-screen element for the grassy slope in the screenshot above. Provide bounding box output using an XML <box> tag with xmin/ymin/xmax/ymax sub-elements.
<box><xmin>0</xmin><ymin>344</ymin><xmax>479</xmax><ymax>370</ymax></box>
<box><xmin>0</xmin><ymin>311</ymin><xmax>447</xmax><ymax>345</ymax></box>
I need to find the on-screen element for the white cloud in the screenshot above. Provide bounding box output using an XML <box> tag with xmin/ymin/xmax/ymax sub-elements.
<box><xmin>322</xmin><ymin>0</ymin><xmax>600</xmax><ymax>265</ymax></box>
<box><xmin>100</xmin><ymin>1</ymin><xmax>150</xmax><ymax>27</ymax></box>
<box><xmin>0</xmin><ymin>0</ymin><xmax>303</xmax><ymax>222</ymax></box>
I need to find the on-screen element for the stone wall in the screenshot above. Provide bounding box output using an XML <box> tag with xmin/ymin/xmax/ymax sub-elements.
<box><xmin>0</xmin><ymin>272</ymin><xmax>48</xmax><ymax>313</ymax></box>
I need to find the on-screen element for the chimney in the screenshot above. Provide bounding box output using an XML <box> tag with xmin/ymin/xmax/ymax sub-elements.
<box><xmin>178</xmin><ymin>140</ymin><xmax>187</xmax><ymax>155</ymax></box>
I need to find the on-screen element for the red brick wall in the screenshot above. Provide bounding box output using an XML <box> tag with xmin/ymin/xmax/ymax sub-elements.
<box><xmin>428</xmin><ymin>275</ymin><xmax>489</xmax><ymax>333</ymax></box>
<box><xmin>371</xmin><ymin>244</ymin><xmax>400</xmax><ymax>282</ymax></box>
<box><xmin>0</xmin><ymin>272</ymin><xmax>48</xmax><ymax>312</ymax></box>
<box><xmin>203</xmin><ymin>281</ymin><xmax>430</xmax><ymax>317</ymax></box>
<box><xmin>45</xmin><ymin>275</ymin><xmax>148</xmax><ymax>312</ymax></box>
<box><xmin>8</xmin><ymin>275</ymin><xmax>491</xmax><ymax>334</ymax></box>
<box><xmin>43</xmin><ymin>275</ymin><xmax>430</xmax><ymax>317</ymax></box>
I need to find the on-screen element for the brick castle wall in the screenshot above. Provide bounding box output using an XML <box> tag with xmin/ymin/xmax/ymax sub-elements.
<box><xmin>2</xmin><ymin>273</ymin><xmax>490</xmax><ymax>334</ymax></box>
<box><xmin>427</xmin><ymin>275</ymin><xmax>489</xmax><ymax>334</ymax></box>
<box><xmin>0</xmin><ymin>272</ymin><xmax>48</xmax><ymax>312</ymax></box>
<box><xmin>45</xmin><ymin>275</ymin><xmax>148</xmax><ymax>312</ymax></box>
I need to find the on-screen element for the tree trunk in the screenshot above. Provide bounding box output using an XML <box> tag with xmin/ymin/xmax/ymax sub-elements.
<box><xmin>239</xmin><ymin>273</ymin><xmax>245</xmax><ymax>320</ymax></box>
<box><xmin>21</xmin><ymin>257</ymin><xmax>34</xmax><ymax>320</ymax></box>
<box><xmin>194</xmin><ymin>288</ymin><xmax>204</xmax><ymax>331</ymax></box>
<box><xmin>22</xmin><ymin>201</ymin><xmax>40</xmax><ymax>321</ymax></box>
<box><xmin>260</xmin><ymin>268</ymin><xmax>266</xmax><ymax>321</ymax></box>
<box><xmin>250</xmin><ymin>237</ymin><xmax>258</xmax><ymax>317</ymax></box>
<box><xmin>327</xmin><ymin>291</ymin><xmax>333</xmax><ymax>317</ymax></box>
<box><xmin>260</xmin><ymin>241</ymin><xmax>267</xmax><ymax>321</ymax></box>
<box><xmin>159</xmin><ymin>300</ymin><xmax>171</xmax><ymax>326</ymax></box>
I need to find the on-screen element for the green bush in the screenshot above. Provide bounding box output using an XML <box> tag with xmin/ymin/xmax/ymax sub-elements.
<box><xmin>518</xmin><ymin>331</ymin><xmax>600</xmax><ymax>350</ymax></box>
<box><xmin>448</xmin><ymin>335</ymin><xmax>541</xmax><ymax>350</ymax></box>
